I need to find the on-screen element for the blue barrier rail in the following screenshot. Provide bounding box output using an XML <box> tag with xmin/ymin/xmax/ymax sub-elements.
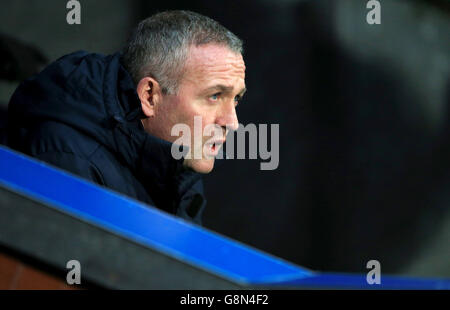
<box><xmin>0</xmin><ymin>145</ymin><xmax>449</xmax><ymax>289</ymax></box>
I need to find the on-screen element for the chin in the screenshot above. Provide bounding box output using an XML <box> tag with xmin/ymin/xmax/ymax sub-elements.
<box><xmin>184</xmin><ymin>158</ymin><xmax>215</xmax><ymax>174</ymax></box>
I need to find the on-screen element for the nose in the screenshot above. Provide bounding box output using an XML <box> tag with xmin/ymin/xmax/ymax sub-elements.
<box><xmin>217</xmin><ymin>101</ymin><xmax>239</xmax><ymax>132</ymax></box>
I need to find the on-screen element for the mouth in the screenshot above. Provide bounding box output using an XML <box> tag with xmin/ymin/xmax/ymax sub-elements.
<box><xmin>205</xmin><ymin>139</ymin><xmax>225</xmax><ymax>156</ymax></box>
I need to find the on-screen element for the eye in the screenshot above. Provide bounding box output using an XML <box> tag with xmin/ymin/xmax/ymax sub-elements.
<box><xmin>210</xmin><ymin>93</ymin><xmax>220</xmax><ymax>101</ymax></box>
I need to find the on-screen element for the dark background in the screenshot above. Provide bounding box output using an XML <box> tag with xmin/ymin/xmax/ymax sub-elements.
<box><xmin>0</xmin><ymin>0</ymin><xmax>449</xmax><ymax>277</ymax></box>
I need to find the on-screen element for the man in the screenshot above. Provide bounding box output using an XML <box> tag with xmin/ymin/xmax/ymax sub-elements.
<box><xmin>6</xmin><ymin>10</ymin><xmax>246</xmax><ymax>225</ymax></box>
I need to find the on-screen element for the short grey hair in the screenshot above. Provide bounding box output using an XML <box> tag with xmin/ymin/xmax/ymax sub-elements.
<box><xmin>122</xmin><ymin>10</ymin><xmax>243</xmax><ymax>94</ymax></box>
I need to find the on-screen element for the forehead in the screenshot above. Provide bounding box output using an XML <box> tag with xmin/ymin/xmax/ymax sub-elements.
<box><xmin>182</xmin><ymin>44</ymin><xmax>246</xmax><ymax>89</ymax></box>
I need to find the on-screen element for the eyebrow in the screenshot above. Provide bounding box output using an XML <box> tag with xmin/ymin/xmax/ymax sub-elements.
<box><xmin>204</xmin><ymin>84</ymin><xmax>247</xmax><ymax>97</ymax></box>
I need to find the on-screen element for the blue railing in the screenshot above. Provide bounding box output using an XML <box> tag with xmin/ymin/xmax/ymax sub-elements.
<box><xmin>0</xmin><ymin>145</ymin><xmax>448</xmax><ymax>289</ymax></box>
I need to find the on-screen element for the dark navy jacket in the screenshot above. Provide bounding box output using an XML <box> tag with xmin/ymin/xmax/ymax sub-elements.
<box><xmin>7</xmin><ymin>51</ymin><xmax>206</xmax><ymax>224</ymax></box>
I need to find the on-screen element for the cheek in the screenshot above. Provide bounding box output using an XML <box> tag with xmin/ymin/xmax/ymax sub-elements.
<box><xmin>175</xmin><ymin>98</ymin><xmax>207</xmax><ymax>127</ymax></box>
<box><xmin>158</xmin><ymin>98</ymin><xmax>187</xmax><ymax>129</ymax></box>
<box><xmin>161</xmin><ymin>95</ymin><xmax>219</xmax><ymax>140</ymax></box>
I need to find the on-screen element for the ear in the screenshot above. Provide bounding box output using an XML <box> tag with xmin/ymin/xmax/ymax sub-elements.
<box><xmin>136</xmin><ymin>77</ymin><xmax>163</xmax><ymax>118</ymax></box>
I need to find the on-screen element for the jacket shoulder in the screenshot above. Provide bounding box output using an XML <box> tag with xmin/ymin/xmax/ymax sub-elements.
<box><xmin>24</xmin><ymin>120</ymin><xmax>101</xmax><ymax>160</ymax></box>
<box><xmin>34</xmin><ymin>150</ymin><xmax>105</xmax><ymax>186</ymax></box>
<box><xmin>24</xmin><ymin>120</ymin><xmax>155</xmax><ymax>205</ymax></box>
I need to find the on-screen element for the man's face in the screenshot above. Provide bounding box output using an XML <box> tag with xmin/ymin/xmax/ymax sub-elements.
<box><xmin>145</xmin><ymin>44</ymin><xmax>246</xmax><ymax>173</ymax></box>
